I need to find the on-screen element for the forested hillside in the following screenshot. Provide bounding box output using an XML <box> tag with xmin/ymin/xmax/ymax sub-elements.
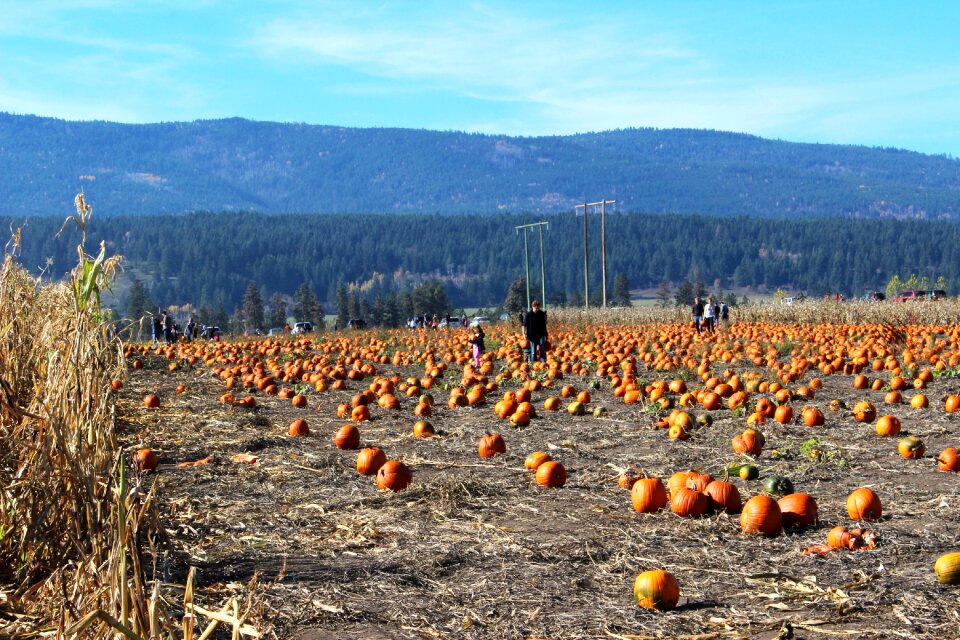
<box><xmin>2</xmin><ymin>112</ymin><xmax>959</xmax><ymax>219</ymax></box>
<box><xmin>9</xmin><ymin>212</ymin><xmax>958</xmax><ymax>317</ymax></box>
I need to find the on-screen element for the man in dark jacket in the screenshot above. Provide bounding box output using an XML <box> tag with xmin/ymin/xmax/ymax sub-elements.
<box><xmin>523</xmin><ymin>300</ymin><xmax>548</xmax><ymax>363</ymax></box>
<box><xmin>691</xmin><ymin>297</ymin><xmax>704</xmax><ymax>335</ymax></box>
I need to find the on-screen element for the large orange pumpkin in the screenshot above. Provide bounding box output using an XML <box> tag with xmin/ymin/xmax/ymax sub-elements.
<box><xmin>631</xmin><ymin>478</ymin><xmax>668</xmax><ymax>514</ymax></box>
<box><xmin>671</xmin><ymin>488</ymin><xmax>708</xmax><ymax>518</ymax></box>
<box><xmin>740</xmin><ymin>495</ymin><xmax>782</xmax><ymax>536</ymax></box>
<box><xmin>937</xmin><ymin>447</ymin><xmax>960</xmax><ymax>472</ymax></box>
<box><xmin>846</xmin><ymin>487</ymin><xmax>882</xmax><ymax>521</ymax></box>
<box><xmin>703</xmin><ymin>480</ymin><xmax>742</xmax><ymax>514</ymax></box>
<box><xmin>633</xmin><ymin>569</ymin><xmax>680</xmax><ymax>611</ymax></box>
<box><xmin>334</xmin><ymin>424</ymin><xmax>361</xmax><ymax>450</ymax></box>
<box><xmin>777</xmin><ymin>493</ymin><xmax>818</xmax><ymax>528</ymax></box>
<box><xmin>535</xmin><ymin>460</ymin><xmax>567</xmax><ymax>487</ymax></box>
<box><xmin>356</xmin><ymin>447</ymin><xmax>387</xmax><ymax>476</ymax></box>
<box><xmin>133</xmin><ymin>448</ymin><xmax>158</xmax><ymax>472</ymax></box>
<box><xmin>478</xmin><ymin>433</ymin><xmax>506</xmax><ymax>458</ymax></box>
<box><xmin>376</xmin><ymin>460</ymin><xmax>412</xmax><ymax>491</ymax></box>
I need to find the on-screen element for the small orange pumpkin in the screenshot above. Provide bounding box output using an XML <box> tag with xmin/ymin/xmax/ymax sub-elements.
<box><xmin>525</xmin><ymin>451</ymin><xmax>551</xmax><ymax>471</ymax></box>
<box><xmin>875</xmin><ymin>415</ymin><xmax>901</xmax><ymax>436</ymax></box>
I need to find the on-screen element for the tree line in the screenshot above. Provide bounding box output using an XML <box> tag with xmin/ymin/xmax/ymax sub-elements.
<box><xmin>7</xmin><ymin>211</ymin><xmax>960</xmax><ymax>328</ymax></box>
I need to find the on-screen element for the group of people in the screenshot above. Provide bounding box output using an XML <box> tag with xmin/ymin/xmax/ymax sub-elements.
<box><xmin>690</xmin><ymin>296</ymin><xmax>729</xmax><ymax>335</ymax></box>
<box><xmin>151</xmin><ymin>311</ymin><xmax>212</xmax><ymax>344</ymax></box>
<box><xmin>407</xmin><ymin>314</ymin><xmax>445</xmax><ymax>329</ymax></box>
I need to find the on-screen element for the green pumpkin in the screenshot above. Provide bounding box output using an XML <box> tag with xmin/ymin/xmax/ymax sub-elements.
<box><xmin>763</xmin><ymin>475</ymin><xmax>794</xmax><ymax>496</ymax></box>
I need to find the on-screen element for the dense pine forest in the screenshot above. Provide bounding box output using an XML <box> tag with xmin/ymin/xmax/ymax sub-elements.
<box><xmin>2</xmin><ymin>112</ymin><xmax>960</xmax><ymax>219</ymax></box>
<box><xmin>8</xmin><ymin>211</ymin><xmax>958</xmax><ymax>322</ymax></box>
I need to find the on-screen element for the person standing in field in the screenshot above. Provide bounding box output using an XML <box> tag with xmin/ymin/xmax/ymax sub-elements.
<box><xmin>523</xmin><ymin>300</ymin><xmax>548</xmax><ymax>363</ymax></box>
<box><xmin>704</xmin><ymin>296</ymin><xmax>716</xmax><ymax>334</ymax></box>
<box><xmin>152</xmin><ymin>313</ymin><xmax>162</xmax><ymax>344</ymax></box>
<box><xmin>691</xmin><ymin>297</ymin><xmax>704</xmax><ymax>335</ymax></box>
<box><xmin>719</xmin><ymin>301</ymin><xmax>729</xmax><ymax>330</ymax></box>
<box><xmin>469</xmin><ymin>325</ymin><xmax>486</xmax><ymax>369</ymax></box>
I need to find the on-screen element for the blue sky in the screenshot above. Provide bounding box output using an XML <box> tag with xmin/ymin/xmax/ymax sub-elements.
<box><xmin>1</xmin><ymin>1</ymin><xmax>958</xmax><ymax>156</ymax></box>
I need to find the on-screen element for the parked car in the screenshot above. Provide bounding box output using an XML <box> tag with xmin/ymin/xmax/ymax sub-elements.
<box><xmin>347</xmin><ymin>318</ymin><xmax>367</xmax><ymax>329</ymax></box>
<box><xmin>930</xmin><ymin>289</ymin><xmax>947</xmax><ymax>300</ymax></box>
<box><xmin>469</xmin><ymin>316</ymin><xmax>492</xmax><ymax>327</ymax></box>
<box><xmin>292</xmin><ymin>321</ymin><xmax>313</xmax><ymax>334</ymax></box>
<box><xmin>864</xmin><ymin>291</ymin><xmax>886</xmax><ymax>301</ymax></box>
<box><xmin>267</xmin><ymin>327</ymin><xmax>284</xmax><ymax>336</ymax></box>
<box><xmin>439</xmin><ymin>316</ymin><xmax>463</xmax><ymax>328</ymax></box>
<box><xmin>201</xmin><ymin>326</ymin><xmax>222</xmax><ymax>339</ymax></box>
<box><xmin>893</xmin><ymin>289</ymin><xmax>926</xmax><ymax>302</ymax></box>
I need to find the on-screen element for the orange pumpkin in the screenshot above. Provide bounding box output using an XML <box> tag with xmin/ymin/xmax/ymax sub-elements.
<box><xmin>846</xmin><ymin>487</ymin><xmax>882</xmax><ymax>521</ymax></box>
<box><xmin>937</xmin><ymin>447</ymin><xmax>960</xmax><ymax>472</ymax></box>
<box><xmin>288</xmin><ymin>418</ymin><xmax>309</xmax><ymax>437</ymax></box>
<box><xmin>875</xmin><ymin>415</ymin><xmax>901</xmax><ymax>437</ymax></box>
<box><xmin>852</xmin><ymin>401</ymin><xmax>877</xmax><ymax>423</ymax></box>
<box><xmin>898</xmin><ymin>435</ymin><xmax>925</xmax><ymax>459</ymax></box>
<box><xmin>376</xmin><ymin>460</ymin><xmax>412</xmax><ymax>491</ymax></box>
<box><xmin>412</xmin><ymin>420</ymin><xmax>435</xmax><ymax>438</ymax></box>
<box><xmin>670</xmin><ymin>488</ymin><xmax>708</xmax><ymax>518</ymax></box>
<box><xmin>633</xmin><ymin>569</ymin><xmax>680</xmax><ymax>611</ymax></box>
<box><xmin>143</xmin><ymin>394</ymin><xmax>160</xmax><ymax>409</ymax></box>
<box><xmin>801</xmin><ymin>407</ymin><xmax>824</xmax><ymax>427</ymax></box>
<box><xmin>535</xmin><ymin>460</ymin><xmax>567</xmax><ymax>487</ymax></box>
<box><xmin>703</xmin><ymin>480</ymin><xmax>742</xmax><ymax>514</ymax></box>
<box><xmin>631</xmin><ymin>478</ymin><xmax>668</xmax><ymax>514</ymax></box>
<box><xmin>133</xmin><ymin>448</ymin><xmax>158</xmax><ymax>472</ymax></box>
<box><xmin>777</xmin><ymin>493</ymin><xmax>818</xmax><ymax>528</ymax></box>
<box><xmin>773</xmin><ymin>404</ymin><xmax>794</xmax><ymax>424</ymax></box>
<box><xmin>356</xmin><ymin>447</ymin><xmax>387</xmax><ymax>475</ymax></box>
<box><xmin>477</xmin><ymin>433</ymin><xmax>507</xmax><ymax>458</ymax></box>
<box><xmin>525</xmin><ymin>451</ymin><xmax>551</xmax><ymax>471</ymax></box>
<box><xmin>732</xmin><ymin>428</ymin><xmax>764</xmax><ymax>456</ymax></box>
<box><xmin>944</xmin><ymin>395</ymin><xmax>960</xmax><ymax>413</ymax></box>
<box><xmin>740</xmin><ymin>495</ymin><xmax>782</xmax><ymax>536</ymax></box>
<box><xmin>334</xmin><ymin>424</ymin><xmax>361</xmax><ymax>450</ymax></box>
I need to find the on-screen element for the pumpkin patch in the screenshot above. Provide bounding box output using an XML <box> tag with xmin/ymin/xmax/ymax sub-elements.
<box><xmin>115</xmin><ymin>312</ymin><xmax>960</xmax><ymax>635</ymax></box>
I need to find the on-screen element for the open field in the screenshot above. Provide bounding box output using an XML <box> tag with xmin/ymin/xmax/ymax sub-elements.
<box><xmin>114</xmin><ymin>308</ymin><xmax>960</xmax><ymax>639</ymax></box>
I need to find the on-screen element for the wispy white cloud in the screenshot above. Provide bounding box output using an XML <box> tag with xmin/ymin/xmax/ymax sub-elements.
<box><xmin>247</xmin><ymin>1</ymin><xmax>960</xmax><ymax>153</ymax></box>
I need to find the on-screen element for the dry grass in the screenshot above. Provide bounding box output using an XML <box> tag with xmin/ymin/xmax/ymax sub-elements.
<box><xmin>553</xmin><ymin>299</ymin><xmax>960</xmax><ymax>327</ymax></box>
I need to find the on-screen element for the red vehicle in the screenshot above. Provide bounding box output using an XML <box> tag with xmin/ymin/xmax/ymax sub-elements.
<box><xmin>893</xmin><ymin>289</ymin><xmax>925</xmax><ymax>302</ymax></box>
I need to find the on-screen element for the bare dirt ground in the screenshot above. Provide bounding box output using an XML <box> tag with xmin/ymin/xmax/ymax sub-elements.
<box><xmin>117</xmin><ymin>329</ymin><xmax>960</xmax><ymax>639</ymax></box>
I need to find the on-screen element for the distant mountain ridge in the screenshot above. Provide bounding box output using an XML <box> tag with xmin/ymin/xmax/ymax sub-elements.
<box><xmin>1</xmin><ymin>112</ymin><xmax>959</xmax><ymax>218</ymax></box>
